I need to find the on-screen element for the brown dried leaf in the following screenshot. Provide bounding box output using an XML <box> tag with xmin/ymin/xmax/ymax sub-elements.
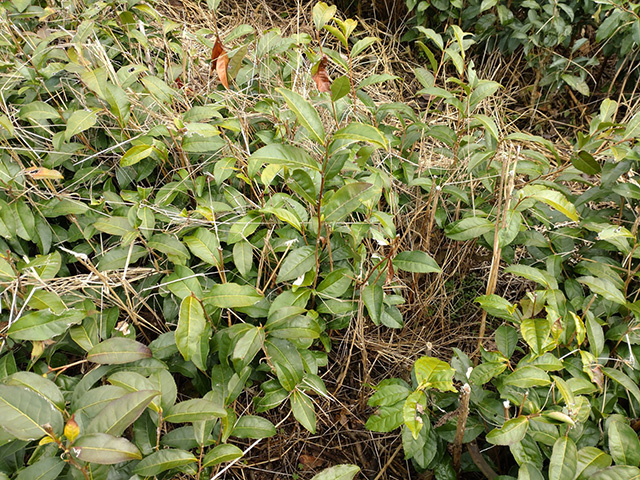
<box><xmin>217</xmin><ymin>51</ymin><xmax>230</xmax><ymax>89</ymax></box>
<box><xmin>24</xmin><ymin>166</ymin><xmax>63</xmax><ymax>180</ymax></box>
<box><xmin>312</xmin><ymin>56</ymin><xmax>331</xmax><ymax>93</ymax></box>
<box><xmin>210</xmin><ymin>37</ymin><xmax>224</xmax><ymax>75</ymax></box>
<box><xmin>299</xmin><ymin>454</ymin><xmax>325</xmax><ymax>469</ymax></box>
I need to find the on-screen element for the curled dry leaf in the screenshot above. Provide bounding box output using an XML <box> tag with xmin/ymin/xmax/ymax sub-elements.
<box><xmin>312</xmin><ymin>56</ymin><xmax>331</xmax><ymax>93</ymax></box>
<box><xmin>23</xmin><ymin>166</ymin><xmax>63</xmax><ymax>180</ymax></box>
<box><xmin>211</xmin><ymin>37</ymin><xmax>230</xmax><ymax>89</ymax></box>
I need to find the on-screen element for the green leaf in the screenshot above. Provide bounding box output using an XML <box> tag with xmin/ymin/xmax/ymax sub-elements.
<box><xmin>323</xmin><ymin>182</ymin><xmax>373</xmax><ymax>224</ymax></box>
<box><xmin>19</xmin><ymin>101</ymin><xmax>59</xmax><ymax>122</ymax></box>
<box><xmin>393</xmin><ymin>251</ymin><xmax>441</xmax><ymax>274</ymax></box>
<box><xmin>505</xmin><ymin>264</ymin><xmax>558</xmax><ymax>290</ymax></box>
<box><xmin>413</xmin><ymin>356</ymin><xmax>456</xmax><ymax>392</ymax></box>
<box><xmin>120</xmin><ymin>144</ymin><xmax>154</xmax><ymax>167</ymax></box>
<box><xmin>264</xmin><ymin>338</ymin><xmax>304</xmax><ymax>391</ymax></box>
<box><xmin>87</xmin><ymin>338</ymin><xmax>152</xmax><ymax>364</ymax></box>
<box><xmin>608</xmin><ymin>420</ymin><xmax>640</xmax><ymax>466</ymax></box>
<box><xmin>93</xmin><ymin>216</ymin><xmax>134</xmax><ymax>236</ymax></box>
<box><xmin>65</xmin><ymin>109</ymin><xmax>97</xmax><ymax>141</ymax></box>
<box><xmin>97</xmin><ymin>245</ymin><xmax>147</xmax><ymax>271</ymax></box>
<box><xmin>577</xmin><ymin>276</ymin><xmax>626</xmax><ymax>305</ymax></box>
<box><xmin>549</xmin><ymin>436</ymin><xmax>577</xmax><ymax>480</ymax></box>
<box><xmin>562</xmin><ymin>74</ymin><xmax>590</xmax><ymax>96</ymax></box>
<box><xmin>311</xmin><ymin>465</ymin><xmax>361</xmax><ymax>480</ymax></box>
<box><xmin>331</xmin><ymin>76</ymin><xmax>350</xmax><ymax>101</ymax></box>
<box><xmin>312</xmin><ymin>1</ymin><xmax>336</xmax><ymax>30</ymax></box>
<box><xmin>445</xmin><ymin>217</ymin><xmax>494</xmax><ymax>241</ymax></box>
<box><xmin>276</xmin><ymin>246</ymin><xmax>316</xmax><ymax>283</ymax></box>
<box><xmin>495</xmin><ymin>325</ymin><xmax>518</xmax><ymax>358</ymax></box>
<box><xmin>277</xmin><ymin>88</ymin><xmax>325</xmax><ymax>144</ymax></box>
<box><xmin>332</xmin><ymin>122</ymin><xmax>388</xmax><ymax>150</ymax></box>
<box><xmin>133</xmin><ymin>449</ymin><xmax>196</xmax><ymax>476</ymax></box>
<box><xmin>0</xmin><ymin>384</ymin><xmax>64</xmax><ymax>440</ymax></box>
<box><xmin>231</xmin><ymin>325</ymin><xmax>265</xmax><ymax>370</ymax></box>
<box><xmin>204</xmin><ymin>283</ymin><xmax>263</xmax><ymax>308</ymax></box>
<box><xmin>231</xmin><ymin>415</ymin><xmax>276</xmax><ymax>438</ymax></box>
<box><xmin>475</xmin><ymin>294</ymin><xmax>517</xmax><ymax>321</ymax></box>
<box><xmin>15</xmin><ymin>456</ymin><xmax>65</xmax><ymax>480</ymax></box>
<box><xmin>518</xmin><ymin>463</ymin><xmax>545</xmax><ymax>480</ymax></box>
<box><xmin>233</xmin><ymin>241</ymin><xmax>253</xmax><ymax>277</ymax></box>
<box><xmin>184</xmin><ymin>227</ymin><xmax>221</xmax><ymax>266</ymax></box>
<box><xmin>589</xmin><ymin>466</ymin><xmax>640</xmax><ymax>480</ymax></box>
<box><xmin>362</xmin><ymin>283</ymin><xmax>383</xmax><ymax>325</ymax></box>
<box><xmin>165</xmin><ymin>399</ymin><xmax>226</xmax><ymax>423</ymax></box>
<box><xmin>602</xmin><ymin>367</ymin><xmax>640</xmax><ymax>406</ymax></box>
<box><xmin>576</xmin><ymin>447</ymin><xmax>612</xmax><ymax>480</ymax></box>
<box><xmin>148</xmin><ymin>234</ymin><xmax>190</xmax><ymax>265</ymax></box>
<box><xmin>86</xmin><ymin>390</ymin><xmax>158</xmax><ymax>436</ymax></box>
<box><xmin>520</xmin><ymin>185</ymin><xmax>579</xmax><ymax>222</ymax></box>
<box><xmin>403</xmin><ymin>390</ymin><xmax>427</xmax><ymax>439</ymax></box>
<box><xmin>8</xmin><ymin>309</ymin><xmax>84</xmax><ymax>341</ymax></box>
<box><xmin>486</xmin><ymin>416</ymin><xmax>529</xmax><ymax>446</ymax></box>
<box><xmin>291</xmin><ymin>389</ymin><xmax>316</xmax><ymax>433</ymax></box>
<box><xmin>521</xmin><ymin>317</ymin><xmax>552</xmax><ymax>355</ymax></box>
<box><xmin>572</xmin><ymin>151</ymin><xmax>601</xmax><ymax>175</ymax></box>
<box><xmin>250</xmin><ymin>144</ymin><xmax>320</xmax><ymax>171</ymax></box>
<box><xmin>368</xmin><ymin>384</ymin><xmax>410</xmax><ymax>407</ymax></box>
<box><xmin>176</xmin><ymin>295</ymin><xmax>209</xmax><ymax>371</ymax></box>
<box><xmin>74</xmin><ymin>433</ymin><xmax>142</xmax><ymax>464</ymax></box>
<box><xmin>202</xmin><ymin>444</ymin><xmax>244</xmax><ymax>467</ymax></box>
<box><xmin>623</xmin><ymin>113</ymin><xmax>640</xmax><ymax>141</ymax></box>
<box><xmin>504</xmin><ymin>366</ymin><xmax>551</xmax><ymax>387</ymax></box>
<box><xmin>365</xmin><ymin>403</ymin><xmax>404</xmax><ymax>432</ymax></box>
<box><xmin>352</xmin><ymin>36</ymin><xmax>379</xmax><ymax>58</ymax></box>
<box><xmin>5</xmin><ymin>372</ymin><xmax>65</xmax><ymax>410</ymax></box>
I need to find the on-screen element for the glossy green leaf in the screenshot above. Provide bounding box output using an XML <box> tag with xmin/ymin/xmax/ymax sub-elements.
<box><xmin>322</xmin><ymin>182</ymin><xmax>373</xmax><ymax>224</ymax></box>
<box><xmin>291</xmin><ymin>389</ymin><xmax>316</xmax><ymax>433</ymax></box>
<box><xmin>276</xmin><ymin>246</ymin><xmax>316</xmax><ymax>283</ymax></box>
<box><xmin>8</xmin><ymin>308</ymin><xmax>84</xmax><ymax>341</ymax></box>
<box><xmin>15</xmin><ymin>456</ymin><xmax>65</xmax><ymax>480</ymax></box>
<box><xmin>265</xmin><ymin>338</ymin><xmax>304</xmax><ymax>391</ymax></box>
<box><xmin>445</xmin><ymin>217</ymin><xmax>494</xmax><ymax>241</ymax></box>
<box><xmin>120</xmin><ymin>144</ymin><xmax>154</xmax><ymax>167</ymax></box>
<box><xmin>202</xmin><ymin>443</ymin><xmax>244</xmax><ymax>467</ymax></box>
<box><xmin>403</xmin><ymin>390</ymin><xmax>427</xmax><ymax>439</ymax></box>
<box><xmin>504</xmin><ymin>366</ymin><xmax>551</xmax><ymax>387</ymax></box>
<box><xmin>183</xmin><ymin>228</ymin><xmax>221</xmax><ymax>266</ymax></box>
<box><xmin>277</xmin><ymin>88</ymin><xmax>325</xmax><ymax>144</ymax></box>
<box><xmin>332</xmin><ymin>122</ymin><xmax>388</xmax><ymax>150</ymax></box>
<box><xmin>250</xmin><ymin>143</ymin><xmax>320</xmax><ymax>171</ymax></box>
<box><xmin>74</xmin><ymin>433</ymin><xmax>141</xmax><ymax>464</ymax></box>
<box><xmin>577</xmin><ymin>276</ymin><xmax>626</xmax><ymax>305</ymax></box>
<box><xmin>312</xmin><ymin>1</ymin><xmax>336</xmax><ymax>30</ymax></box>
<box><xmin>165</xmin><ymin>399</ymin><xmax>226</xmax><ymax>423</ymax></box>
<box><xmin>549</xmin><ymin>436</ymin><xmax>577</xmax><ymax>480</ymax></box>
<box><xmin>414</xmin><ymin>356</ymin><xmax>455</xmax><ymax>392</ymax></box>
<box><xmin>176</xmin><ymin>295</ymin><xmax>209</xmax><ymax>371</ymax></box>
<box><xmin>65</xmin><ymin>109</ymin><xmax>97</xmax><ymax>141</ymax></box>
<box><xmin>4</xmin><ymin>372</ymin><xmax>65</xmax><ymax>410</ymax></box>
<box><xmin>589</xmin><ymin>466</ymin><xmax>640</xmax><ymax>480</ymax></box>
<box><xmin>93</xmin><ymin>216</ymin><xmax>134</xmax><ymax>236</ymax></box>
<box><xmin>87</xmin><ymin>338</ymin><xmax>152</xmax><ymax>364</ymax></box>
<box><xmin>204</xmin><ymin>283</ymin><xmax>263</xmax><ymax>308</ymax></box>
<box><xmin>521</xmin><ymin>317</ymin><xmax>552</xmax><ymax>355</ymax></box>
<box><xmin>0</xmin><ymin>384</ymin><xmax>63</xmax><ymax>440</ymax></box>
<box><xmin>393</xmin><ymin>251</ymin><xmax>441</xmax><ymax>274</ymax></box>
<box><xmin>486</xmin><ymin>416</ymin><xmax>529</xmax><ymax>446</ymax></box>
<box><xmin>133</xmin><ymin>449</ymin><xmax>196</xmax><ymax>476</ymax></box>
<box><xmin>576</xmin><ymin>447</ymin><xmax>612</xmax><ymax>480</ymax></box>
<box><xmin>602</xmin><ymin>367</ymin><xmax>640</xmax><ymax>406</ymax></box>
<box><xmin>311</xmin><ymin>465</ymin><xmax>361</xmax><ymax>480</ymax></box>
<box><xmin>608</xmin><ymin>420</ymin><xmax>640</xmax><ymax>466</ymax></box>
<box><xmin>362</xmin><ymin>283</ymin><xmax>383</xmax><ymax>325</ymax></box>
<box><xmin>521</xmin><ymin>185</ymin><xmax>579</xmax><ymax>222</ymax></box>
<box><xmin>231</xmin><ymin>415</ymin><xmax>276</xmax><ymax>438</ymax></box>
<box><xmin>86</xmin><ymin>390</ymin><xmax>158</xmax><ymax>436</ymax></box>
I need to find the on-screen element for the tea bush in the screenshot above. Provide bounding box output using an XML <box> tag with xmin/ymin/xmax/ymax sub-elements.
<box><xmin>366</xmin><ymin>21</ymin><xmax>640</xmax><ymax>480</ymax></box>
<box><xmin>0</xmin><ymin>0</ymin><xmax>416</xmax><ymax>478</ymax></box>
<box><xmin>404</xmin><ymin>0</ymin><xmax>640</xmax><ymax>97</ymax></box>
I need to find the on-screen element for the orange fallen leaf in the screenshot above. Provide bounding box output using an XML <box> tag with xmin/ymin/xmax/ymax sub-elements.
<box><xmin>299</xmin><ymin>454</ymin><xmax>325</xmax><ymax>469</ymax></box>
<box><xmin>312</xmin><ymin>56</ymin><xmax>331</xmax><ymax>93</ymax></box>
<box><xmin>24</xmin><ymin>166</ymin><xmax>63</xmax><ymax>180</ymax></box>
<box><xmin>210</xmin><ymin>37</ymin><xmax>230</xmax><ymax>89</ymax></box>
<box><xmin>217</xmin><ymin>50</ymin><xmax>230</xmax><ymax>89</ymax></box>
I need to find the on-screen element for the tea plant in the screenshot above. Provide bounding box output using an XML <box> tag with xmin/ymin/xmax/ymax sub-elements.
<box><xmin>0</xmin><ymin>0</ymin><xmax>442</xmax><ymax>478</ymax></box>
<box><xmin>366</xmin><ymin>27</ymin><xmax>640</xmax><ymax>478</ymax></box>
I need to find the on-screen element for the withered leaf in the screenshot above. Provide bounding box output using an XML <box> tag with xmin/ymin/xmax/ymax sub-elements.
<box><xmin>312</xmin><ymin>56</ymin><xmax>331</xmax><ymax>93</ymax></box>
<box><xmin>217</xmin><ymin>51</ymin><xmax>230</xmax><ymax>89</ymax></box>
